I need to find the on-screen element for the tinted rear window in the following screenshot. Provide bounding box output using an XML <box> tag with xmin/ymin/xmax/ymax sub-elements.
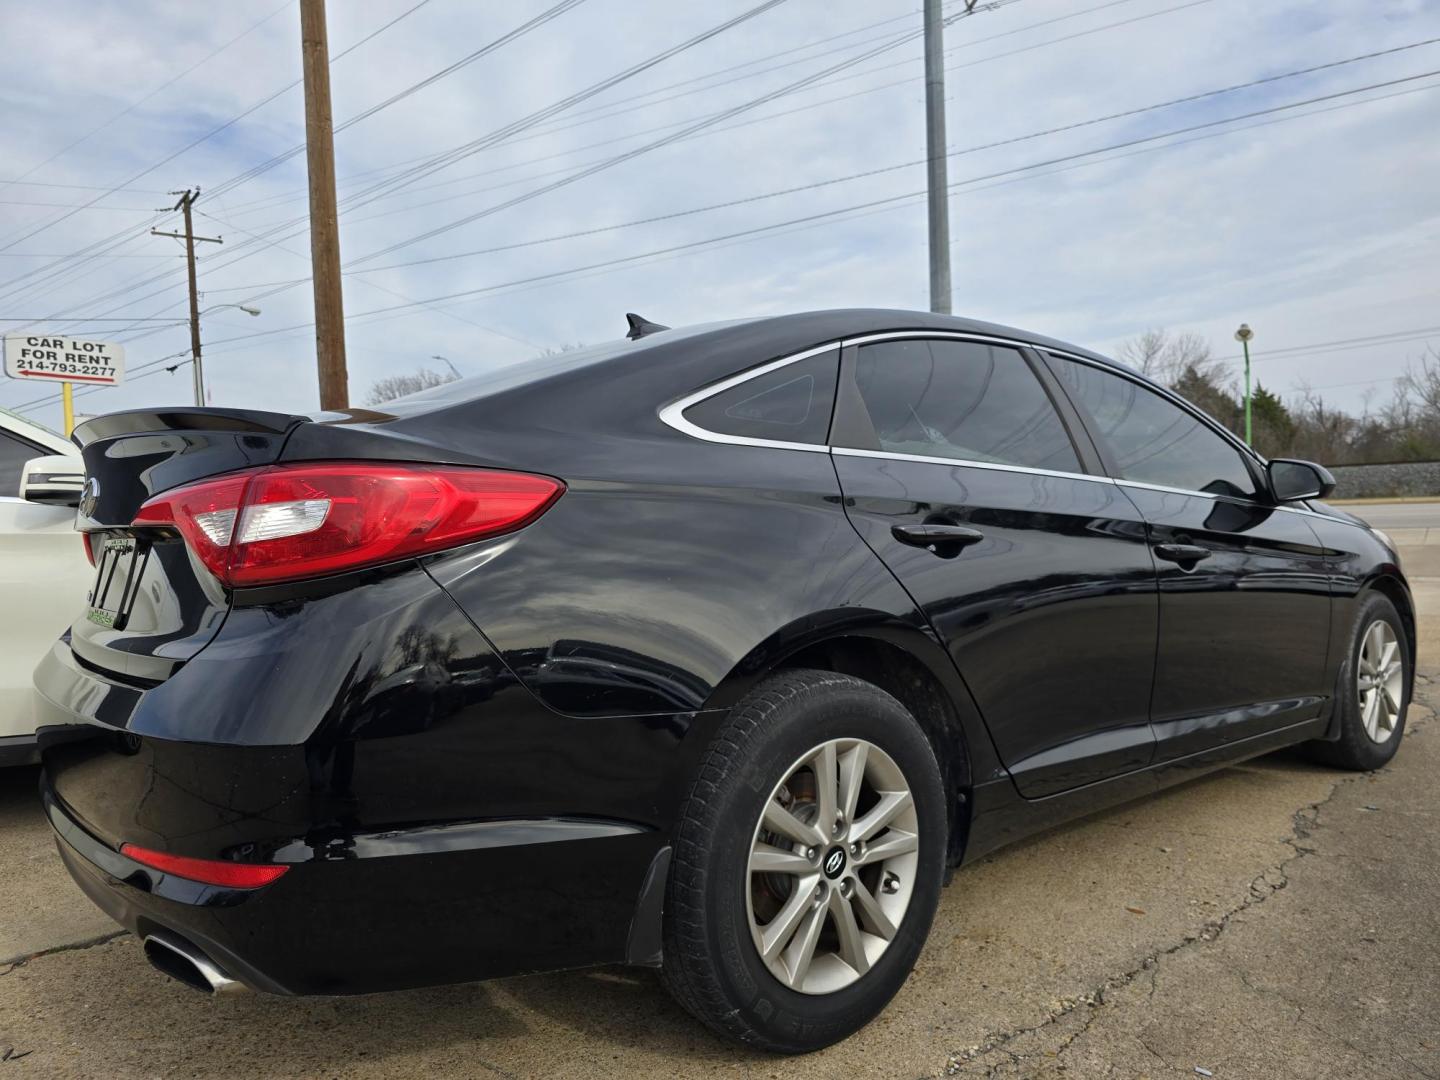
<box><xmin>682</xmin><ymin>350</ymin><xmax>839</xmax><ymax>445</ymax></box>
<box><xmin>373</xmin><ymin>320</ymin><xmax>750</xmax><ymax>416</ymax></box>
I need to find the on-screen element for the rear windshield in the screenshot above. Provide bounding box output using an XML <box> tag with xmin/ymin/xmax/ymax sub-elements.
<box><xmin>374</xmin><ymin>320</ymin><xmax>747</xmax><ymax>417</ymax></box>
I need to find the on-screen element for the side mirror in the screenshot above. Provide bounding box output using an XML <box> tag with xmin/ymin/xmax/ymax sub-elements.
<box><xmin>19</xmin><ymin>455</ymin><xmax>85</xmax><ymax>508</ymax></box>
<box><xmin>1267</xmin><ymin>458</ymin><xmax>1335</xmax><ymax>503</ymax></box>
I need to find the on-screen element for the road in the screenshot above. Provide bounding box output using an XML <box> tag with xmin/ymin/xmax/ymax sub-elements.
<box><xmin>1344</xmin><ymin>500</ymin><xmax>1440</xmax><ymax>531</ymax></box>
<box><xmin>2</xmin><ymin>538</ymin><xmax>1439</xmax><ymax>1078</ymax></box>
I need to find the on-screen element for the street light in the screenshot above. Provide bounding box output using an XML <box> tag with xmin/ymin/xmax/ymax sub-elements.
<box><xmin>1234</xmin><ymin>323</ymin><xmax>1254</xmax><ymax>446</ymax></box>
<box><xmin>431</xmin><ymin>354</ymin><xmax>461</xmax><ymax>379</ymax></box>
<box><xmin>188</xmin><ymin>304</ymin><xmax>262</xmax><ymax>405</ymax></box>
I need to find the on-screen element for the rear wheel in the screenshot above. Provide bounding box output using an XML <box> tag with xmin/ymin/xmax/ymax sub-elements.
<box><xmin>661</xmin><ymin>670</ymin><xmax>946</xmax><ymax>1053</ymax></box>
<box><xmin>1309</xmin><ymin>592</ymin><xmax>1410</xmax><ymax>771</ymax></box>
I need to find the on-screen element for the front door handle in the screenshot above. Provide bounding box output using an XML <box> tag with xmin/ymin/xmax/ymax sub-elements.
<box><xmin>1153</xmin><ymin>542</ymin><xmax>1211</xmax><ymax>564</ymax></box>
<box><xmin>892</xmin><ymin>524</ymin><xmax>985</xmax><ymax>551</ymax></box>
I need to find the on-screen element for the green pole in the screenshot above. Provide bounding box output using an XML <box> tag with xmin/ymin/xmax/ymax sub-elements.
<box><xmin>1243</xmin><ymin>337</ymin><xmax>1252</xmax><ymax>446</ymax></box>
<box><xmin>1235</xmin><ymin>323</ymin><xmax>1254</xmax><ymax>446</ymax></box>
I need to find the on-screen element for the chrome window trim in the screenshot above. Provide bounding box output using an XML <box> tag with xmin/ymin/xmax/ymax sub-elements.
<box><xmin>656</xmin><ymin>331</ymin><xmax>1382</xmax><ymax>536</ymax></box>
<box><xmin>656</xmin><ymin>341</ymin><xmax>839</xmax><ymax>454</ymax></box>
<box><xmin>832</xmin><ymin>446</ymin><xmax>1113</xmax><ymax>486</ymax></box>
<box><xmin>1116</xmin><ymin>478</ymin><xmax>1220</xmax><ymax>500</ymax></box>
<box><xmin>657</xmin><ymin>330</ymin><xmax>1061</xmax><ymax>453</ymax></box>
<box><xmin>1273</xmin><ymin>503</ymin><xmax>1375</xmax><ymax>530</ymax></box>
<box><xmin>838</xmin><ymin>329</ymin><xmax>1056</xmax><ymax>351</ymax></box>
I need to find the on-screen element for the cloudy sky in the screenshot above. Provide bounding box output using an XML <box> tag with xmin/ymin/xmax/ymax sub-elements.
<box><xmin>1</xmin><ymin>0</ymin><xmax>1437</xmax><ymax>432</ymax></box>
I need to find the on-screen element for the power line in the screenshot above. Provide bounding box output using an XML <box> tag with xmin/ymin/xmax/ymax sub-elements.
<box><xmin>208</xmin><ymin>0</ymin><xmax>1075</xmax><ymax>221</ymax></box>
<box><xmin>499</xmin><ymin>0</ymin><xmax>1171</xmax><ymax>151</ymax></box>
<box><xmin>0</xmin><ymin>3</ymin><xmax>290</xmax><ymax>197</ymax></box>
<box><xmin>219</xmin><ymin>0</ymin><xmax>1137</xmax><ymax>231</ymax></box>
<box><xmin>9</xmin><ymin>0</ymin><xmax>1153</xmax><ymax>328</ymax></box>
<box><xmin>114</xmin><ymin>69</ymin><xmax>1440</xmax><ymax>363</ymax></box>
<box><xmin>1221</xmin><ymin>327</ymin><xmax>1440</xmax><ymax>364</ymax></box>
<box><xmin>327</xmin><ymin>0</ymin><xmax>815</xmax><ymax>228</ymax></box>
<box><xmin>18</xmin><ymin>0</ymin><xmax>813</xmax><ymax>324</ymax></box>
<box><xmin>171</xmin><ymin>39</ymin><xmax>1440</xmax><ymax>317</ymax></box>
<box><xmin>0</xmin><ymin>316</ymin><xmax>187</xmax><ymax>322</ymax></box>
<box><xmin>11</xmin><ymin>8</ymin><xmax>1428</xmax><ymax>385</ymax></box>
<box><xmin>108</xmin><ymin>67</ymin><xmax>1440</xmax><ymax>368</ymax></box>
<box><xmin>335</xmin><ymin>38</ymin><xmax>1440</xmax><ymax>278</ymax></box>
<box><xmin>29</xmin><ymin>51</ymin><xmax>1440</xmax><ymax>355</ymax></box>
<box><xmin>0</xmin><ymin>179</ymin><xmax>170</xmax><ymax>194</ymax></box>
<box><xmin>344</xmin><ymin>0</ymin><xmax>1021</xmax><ymax>267</ymax></box>
<box><xmin>0</xmin><ymin>252</ymin><xmax>177</xmax><ymax>258</ymax></box>
<box><xmin>193</xmin><ymin>208</ymin><xmax>543</xmax><ymax>351</ymax></box>
<box><xmin>209</xmin><ymin>0</ymin><xmax>586</xmax><ymax>200</ymax></box>
<box><xmin>27</xmin><ymin>82</ymin><xmax>1438</xmax><ymax>419</ymax></box>
<box><xmin>276</xmin><ymin>0</ymin><xmax>1208</xmax><ymax>242</ymax></box>
<box><xmin>0</xmin><ymin>218</ymin><xmax>168</xmax><ymax>305</ymax></box>
<box><xmin>0</xmin><ymin>0</ymin><xmax>435</xmax><ymax>264</ymax></box>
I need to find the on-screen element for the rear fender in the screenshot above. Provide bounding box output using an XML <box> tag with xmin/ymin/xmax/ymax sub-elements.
<box><xmin>678</xmin><ymin>613</ymin><xmax>1007</xmax><ymax>866</ymax></box>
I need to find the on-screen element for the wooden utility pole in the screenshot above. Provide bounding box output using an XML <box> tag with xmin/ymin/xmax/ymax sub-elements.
<box><xmin>152</xmin><ymin>188</ymin><xmax>221</xmax><ymax>407</ymax></box>
<box><xmin>300</xmin><ymin>0</ymin><xmax>349</xmax><ymax>409</ymax></box>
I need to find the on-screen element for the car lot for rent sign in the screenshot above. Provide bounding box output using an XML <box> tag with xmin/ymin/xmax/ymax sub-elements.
<box><xmin>4</xmin><ymin>334</ymin><xmax>126</xmax><ymax>385</ymax></box>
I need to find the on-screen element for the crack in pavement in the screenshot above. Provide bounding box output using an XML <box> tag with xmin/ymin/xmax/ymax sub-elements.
<box><xmin>0</xmin><ymin>929</ymin><xmax>128</xmax><ymax>975</ymax></box>
<box><xmin>940</xmin><ymin>693</ymin><xmax>1436</xmax><ymax>1078</ymax></box>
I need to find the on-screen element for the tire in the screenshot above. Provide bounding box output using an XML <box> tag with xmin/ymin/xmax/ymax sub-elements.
<box><xmin>661</xmin><ymin>669</ymin><xmax>947</xmax><ymax>1053</ymax></box>
<box><xmin>1308</xmin><ymin>592</ymin><xmax>1410</xmax><ymax>771</ymax></box>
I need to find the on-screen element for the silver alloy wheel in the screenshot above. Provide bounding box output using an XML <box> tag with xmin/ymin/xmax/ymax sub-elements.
<box><xmin>1357</xmin><ymin>619</ymin><xmax>1404</xmax><ymax>744</ymax></box>
<box><xmin>745</xmin><ymin>738</ymin><xmax>919</xmax><ymax>995</ymax></box>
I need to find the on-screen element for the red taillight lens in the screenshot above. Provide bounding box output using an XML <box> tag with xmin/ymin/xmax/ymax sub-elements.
<box><xmin>82</xmin><ymin>532</ymin><xmax>96</xmax><ymax>566</ymax></box>
<box><xmin>120</xmin><ymin>843</ymin><xmax>288</xmax><ymax>889</ymax></box>
<box><xmin>132</xmin><ymin>471</ymin><xmax>250</xmax><ymax>581</ymax></box>
<box><xmin>131</xmin><ymin>462</ymin><xmax>563</xmax><ymax>587</ymax></box>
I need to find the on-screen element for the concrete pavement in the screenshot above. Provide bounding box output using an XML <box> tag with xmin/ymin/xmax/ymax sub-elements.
<box><xmin>2</xmin><ymin>556</ymin><xmax>1439</xmax><ymax>1077</ymax></box>
<box><xmin>1342</xmin><ymin>501</ymin><xmax>1440</xmax><ymax>532</ymax></box>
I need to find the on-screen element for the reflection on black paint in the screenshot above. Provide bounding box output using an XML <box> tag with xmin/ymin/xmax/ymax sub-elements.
<box><xmin>834</xmin><ymin>457</ymin><xmax>1161</xmax><ymax>797</ymax></box>
<box><xmin>1124</xmin><ymin>486</ymin><xmax>1333</xmax><ymax>745</ymax></box>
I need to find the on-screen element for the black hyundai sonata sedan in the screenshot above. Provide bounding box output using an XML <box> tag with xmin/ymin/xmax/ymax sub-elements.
<box><xmin>36</xmin><ymin>309</ymin><xmax>1410</xmax><ymax>1052</ymax></box>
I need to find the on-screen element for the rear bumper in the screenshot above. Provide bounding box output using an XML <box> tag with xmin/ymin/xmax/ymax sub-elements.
<box><xmin>0</xmin><ymin>733</ymin><xmax>39</xmax><ymax>768</ymax></box>
<box><xmin>31</xmin><ymin>560</ymin><xmax>692</xmax><ymax>995</ymax></box>
<box><xmin>44</xmin><ymin>774</ymin><xmax>668</xmax><ymax>995</ymax></box>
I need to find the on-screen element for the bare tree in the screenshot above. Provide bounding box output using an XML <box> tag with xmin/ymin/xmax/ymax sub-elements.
<box><xmin>1397</xmin><ymin>346</ymin><xmax>1440</xmax><ymax>414</ymax></box>
<box><xmin>1117</xmin><ymin>328</ymin><xmax>1168</xmax><ymax>377</ymax></box>
<box><xmin>366</xmin><ymin>366</ymin><xmax>458</xmax><ymax>405</ymax></box>
<box><xmin>1117</xmin><ymin>333</ymin><xmax>1440</xmax><ymax>466</ymax></box>
<box><xmin>1118</xmin><ymin>328</ymin><xmax>1225</xmax><ymax>387</ymax></box>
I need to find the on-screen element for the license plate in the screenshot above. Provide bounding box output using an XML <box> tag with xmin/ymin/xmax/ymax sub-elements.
<box><xmin>86</xmin><ymin>536</ymin><xmax>148</xmax><ymax>631</ymax></box>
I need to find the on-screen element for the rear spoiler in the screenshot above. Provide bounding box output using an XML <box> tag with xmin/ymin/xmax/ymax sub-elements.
<box><xmin>72</xmin><ymin>408</ymin><xmax>310</xmax><ymax>449</ymax></box>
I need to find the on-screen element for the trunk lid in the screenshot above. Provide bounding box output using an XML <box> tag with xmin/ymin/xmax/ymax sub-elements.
<box><xmin>69</xmin><ymin>408</ymin><xmax>307</xmax><ymax>682</ymax></box>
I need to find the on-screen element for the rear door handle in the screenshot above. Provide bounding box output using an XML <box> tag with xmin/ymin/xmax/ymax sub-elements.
<box><xmin>1153</xmin><ymin>542</ymin><xmax>1211</xmax><ymax>564</ymax></box>
<box><xmin>891</xmin><ymin>524</ymin><xmax>985</xmax><ymax>551</ymax></box>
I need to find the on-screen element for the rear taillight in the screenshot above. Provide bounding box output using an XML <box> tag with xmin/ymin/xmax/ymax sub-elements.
<box><xmin>120</xmin><ymin>843</ymin><xmax>288</xmax><ymax>889</ymax></box>
<box><xmin>82</xmin><ymin>532</ymin><xmax>96</xmax><ymax>566</ymax></box>
<box><xmin>132</xmin><ymin>462</ymin><xmax>563</xmax><ymax>587</ymax></box>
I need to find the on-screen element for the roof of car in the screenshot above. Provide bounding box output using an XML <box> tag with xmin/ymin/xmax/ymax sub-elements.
<box><xmin>710</xmin><ymin>309</ymin><xmax>1131</xmax><ymax>370</ymax></box>
<box><xmin>0</xmin><ymin>406</ymin><xmax>75</xmax><ymax>455</ymax></box>
<box><xmin>379</xmin><ymin>307</ymin><xmax>1132</xmax><ymax>420</ymax></box>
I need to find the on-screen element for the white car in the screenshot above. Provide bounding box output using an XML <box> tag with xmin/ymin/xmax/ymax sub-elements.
<box><xmin>0</xmin><ymin>409</ymin><xmax>90</xmax><ymax>766</ymax></box>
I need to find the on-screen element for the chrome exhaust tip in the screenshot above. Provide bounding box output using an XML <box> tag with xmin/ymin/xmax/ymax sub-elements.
<box><xmin>142</xmin><ymin>931</ymin><xmax>245</xmax><ymax>995</ymax></box>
